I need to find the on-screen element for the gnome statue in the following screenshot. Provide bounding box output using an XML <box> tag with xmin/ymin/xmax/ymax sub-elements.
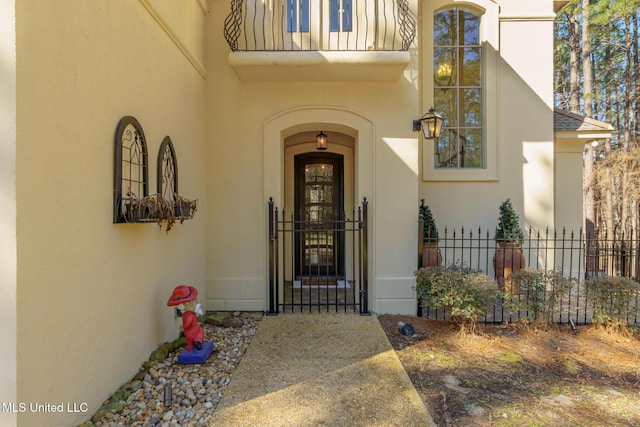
<box><xmin>167</xmin><ymin>285</ymin><xmax>213</xmax><ymax>363</ymax></box>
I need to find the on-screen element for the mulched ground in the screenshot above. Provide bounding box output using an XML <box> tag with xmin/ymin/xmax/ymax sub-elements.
<box><xmin>378</xmin><ymin>314</ymin><xmax>640</xmax><ymax>427</ymax></box>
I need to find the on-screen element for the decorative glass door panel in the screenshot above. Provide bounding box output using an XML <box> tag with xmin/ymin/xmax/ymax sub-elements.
<box><xmin>281</xmin><ymin>0</ymin><xmax>320</xmax><ymax>50</ymax></box>
<box><xmin>323</xmin><ymin>0</ymin><xmax>375</xmax><ymax>50</ymax></box>
<box><xmin>279</xmin><ymin>0</ymin><xmax>377</xmax><ymax>51</ymax></box>
<box><xmin>295</xmin><ymin>153</ymin><xmax>344</xmax><ymax>277</ymax></box>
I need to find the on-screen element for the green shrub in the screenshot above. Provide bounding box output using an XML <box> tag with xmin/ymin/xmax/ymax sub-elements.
<box><xmin>419</xmin><ymin>199</ymin><xmax>438</xmax><ymax>242</ymax></box>
<box><xmin>494</xmin><ymin>198</ymin><xmax>524</xmax><ymax>244</ymax></box>
<box><xmin>415</xmin><ymin>263</ymin><xmax>500</xmax><ymax>333</ymax></box>
<box><xmin>585</xmin><ymin>276</ymin><xmax>640</xmax><ymax>328</ymax></box>
<box><xmin>503</xmin><ymin>269</ymin><xmax>574</xmax><ymax>327</ymax></box>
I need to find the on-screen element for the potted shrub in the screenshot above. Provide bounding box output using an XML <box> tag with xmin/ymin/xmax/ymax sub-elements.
<box><xmin>419</xmin><ymin>199</ymin><xmax>442</xmax><ymax>267</ymax></box>
<box><xmin>493</xmin><ymin>199</ymin><xmax>526</xmax><ymax>289</ymax></box>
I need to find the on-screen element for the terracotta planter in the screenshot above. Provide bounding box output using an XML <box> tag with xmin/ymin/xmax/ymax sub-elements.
<box><xmin>493</xmin><ymin>241</ymin><xmax>526</xmax><ymax>291</ymax></box>
<box><xmin>422</xmin><ymin>241</ymin><xmax>443</xmax><ymax>268</ymax></box>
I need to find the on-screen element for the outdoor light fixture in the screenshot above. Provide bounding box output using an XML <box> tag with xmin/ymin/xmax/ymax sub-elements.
<box><xmin>413</xmin><ymin>107</ymin><xmax>444</xmax><ymax>139</ymax></box>
<box><xmin>316</xmin><ymin>131</ymin><xmax>328</xmax><ymax>150</ymax></box>
<box><xmin>434</xmin><ymin>53</ymin><xmax>455</xmax><ymax>86</ymax></box>
<box><xmin>435</xmin><ymin>62</ymin><xmax>453</xmax><ymax>86</ymax></box>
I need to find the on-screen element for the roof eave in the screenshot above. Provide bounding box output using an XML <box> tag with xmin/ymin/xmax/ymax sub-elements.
<box><xmin>554</xmin><ymin>1</ymin><xmax>570</xmax><ymax>13</ymax></box>
<box><xmin>555</xmin><ymin>130</ymin><xmax>614</xmax><ymax>141</ymax></box>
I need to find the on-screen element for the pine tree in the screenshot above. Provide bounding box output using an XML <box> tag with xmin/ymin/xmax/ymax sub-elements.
<box><xmin>494</xmin><ymin>199</ymin><xmax>524</xmax><ymax>244</ymax></box>
<box><xmin>419</xmin><ymin>200</ymin><xmax>439</xmax><ymax>242</ymax></box>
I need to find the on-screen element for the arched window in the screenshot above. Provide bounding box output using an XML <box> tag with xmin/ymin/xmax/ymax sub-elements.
<box><xmin>113</xmin><ymin>116</ymin><xmax>148</xmax><ymax>223</ymax></box>
<box><xmin>158</xmin><ymin>136</ymin><xmax>178</xmax><ymax>202</ymax></box>
<box><xmin>433</xmin><ymin>7</ymin><xmax>483</xmax><ymax>168</ymax></box>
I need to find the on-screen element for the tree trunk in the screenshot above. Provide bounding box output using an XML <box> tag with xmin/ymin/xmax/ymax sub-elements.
<box><xmin>568</xmin><ymin>10</ymin><xmax>580</xmax><ymax>113</ymax></box>
<box><xmin>577</xmin><ymin>1</ymin><xmax>598</xmax><ymax>271</ymax></box>
<box><xmin>620</xmin><ymin>15</ymin><xmax>634</xmax><ymax>233</ymax></box>
<box><xmin>583</xmin><ymin>0</ymin><xmax>593</xmax><ymax>118</ymax></box>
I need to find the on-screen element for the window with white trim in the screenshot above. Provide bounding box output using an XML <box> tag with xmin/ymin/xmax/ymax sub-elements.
<box><xmin>330</xmin><ymin>0</ymin><xmax>352</xmax><ymax>32</ymax></box>
<box><xmin>433</xmin><ymin>7</ymin><xmax>483</xmax><ymax>168</ymax></box>
<box><xmin>287</xmin><ymin>0</ymin><xmax>310</xmax><ymax>33</ymax></box>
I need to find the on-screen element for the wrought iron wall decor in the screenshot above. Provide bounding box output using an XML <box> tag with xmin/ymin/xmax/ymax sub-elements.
<box><xmin>114</xmin><ymin>116</ymin><xmax>149</xmax><ymax>223</ymax></box>
<box><xmin>158</xmin><ymin>136</ymin><xmax>178</xmax><ymax>201</ymax></box>
<box><xmin>113</xmin><ymin>117</ymin><xmax>197</xmax><ymax>229</ymax></box>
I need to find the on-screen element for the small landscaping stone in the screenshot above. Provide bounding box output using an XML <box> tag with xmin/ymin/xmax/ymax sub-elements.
<box><xmin>82</xmin><ymin>312</ymin><xmax>260</xmax><ymax>427</ymax></box>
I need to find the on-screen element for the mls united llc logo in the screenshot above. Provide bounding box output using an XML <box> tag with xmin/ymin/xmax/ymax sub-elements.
<box><xmin>2</xmin><ymin>402</ymin><xmax>88</xmax><ymax>413</ymax></box>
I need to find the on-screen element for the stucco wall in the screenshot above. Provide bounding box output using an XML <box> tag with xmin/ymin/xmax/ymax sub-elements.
<box><xmin>555</xmin><ymin>141</ymin><xmax>586</xmax><ymax>233</ymax></box>
<box><xmin>421</xmin><ymin>0</ymin><xmax>556</xmax><ymax>234</ymax></box>
<box><xmin>6</xmin><ymin>0</ymin><xmax>562</xmax><ymax>424</ymax></box>
<box><xmin>500</xmin><ymin>3</ymin><xmax>556</xmax><ymax>232</ymax></box>
<box><xmin>15</xmin><ymin>1</ymin><xmax>207</xmax><ymax>425</ymax></box>
<box><xmin>205</xmin><ymin>1</ymin><xmax>420</xmax><ymax>314</ymax></box>
<box><xmin>0</xmin><ymin>0</ymin><xmax>17</xmax><ymax>425</ymax></box>
<box><xmin>205</xmin><ymin>0</ymin><xmax>557</xmax><ymax>314</ymax></box>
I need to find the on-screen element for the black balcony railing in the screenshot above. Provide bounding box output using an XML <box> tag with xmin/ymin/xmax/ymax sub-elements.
<box><xmin>224</xmin><ymin>0</ymin><xmax>415</xmax><ymax>52</ymax></box>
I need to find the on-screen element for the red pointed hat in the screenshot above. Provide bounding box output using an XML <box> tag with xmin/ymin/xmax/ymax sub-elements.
<box><xmin>167</xmin><ymin>285</ymin><xmax>198</xmax><ymax>306</ymax></box>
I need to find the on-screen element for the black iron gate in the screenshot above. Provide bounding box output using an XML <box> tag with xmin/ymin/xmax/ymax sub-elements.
<box><xmin>268</xmin><ymin>197</ymin><xmax>369</xmax><ymax>315</ymax></box>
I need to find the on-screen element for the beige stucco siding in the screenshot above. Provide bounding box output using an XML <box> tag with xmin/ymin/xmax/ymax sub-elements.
<box><xmin>15</xmin><ymin>1</ymin><xmax>207</xmax><ymax>425</ymax></box>
<box><xmin>205</xmin><ymin>0</ymin><xmax>557</xmax><ymax>314</ymax></box>
<box><xmin>421</xmin><ymin>1</ymin><xmax>556</xmax><ymax>234</ymax></box>
<box><xmin>500</xmin><ymin>14</ymin><xmax>555</xmax><ymax>232</ymax></box>
<box><xmin>4</xmin><ymin>0</ymin><xmax>569</xmax><ymax>424</ymax></box>
<box><xmin>1</xmin><ymin>0</ymin><xmax>17</xmax><ymax>425</ymax></box>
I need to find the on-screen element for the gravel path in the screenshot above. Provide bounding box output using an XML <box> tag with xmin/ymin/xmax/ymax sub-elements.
<box><xmin>87</xmin><ymin>312</ymin><xmax>435</xmax><ymax>427</ymax></box>
<box><xmin>89</xmin><ymin>313</ymin><xmax>261</xmax><ymax>426</ymax></box>
<box><xmin>209</xmin><ymin>312</ymin><xmax>435</xmax><ymax>427</ymax></box>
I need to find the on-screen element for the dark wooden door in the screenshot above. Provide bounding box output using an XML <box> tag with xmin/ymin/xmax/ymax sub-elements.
<box><xmin>294</xmin><ymin>153</ymin><xmax>344</xmax><ymax>277</ymax></box>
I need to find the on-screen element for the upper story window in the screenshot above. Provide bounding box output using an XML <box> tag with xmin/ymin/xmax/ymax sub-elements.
<box><xmin>330</xmin><ymin>0</ymin><xmax>352</xmax><ymax>32</ymax></box>
<box><xmin>287</xmin><ymin>1</ymin><xmax>352</xmax><ymax>34</ymax></box>
<box><xmin>287</xmin><ymin>0</ymin><xmax>310</xmax><ymax>33</ymax></box>
<box><xmin>433</xmin><ymin>7</ymin><xmax>483</xmax><ymax>168</ymax></box>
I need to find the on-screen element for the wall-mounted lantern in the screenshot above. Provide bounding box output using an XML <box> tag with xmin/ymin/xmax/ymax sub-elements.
<box><xmin>413</xmin><ymin>107</ymin><xmax>444</xmax><ymax>139</ymax></box>
<box><xmin>316</xmin><ymin>131</ymin><xmax>328</xmax><ymax>150</ymax></box>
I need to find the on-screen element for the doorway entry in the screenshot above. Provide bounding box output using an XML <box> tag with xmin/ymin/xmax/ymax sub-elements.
<box><xmin>264</xmin><ymin>108</ymin><xmax>374</xmax><ymax>314</ymax></box>
<box><xmin>294</xmin><ymin>152</ymin><xmax>344</xmax><ymax>279</ymax></box>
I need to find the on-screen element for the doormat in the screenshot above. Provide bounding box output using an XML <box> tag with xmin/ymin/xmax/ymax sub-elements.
<box><xmin>292</xmin><ymin>280</ymin><xmax>350</xmax><ymax>289</ymax></box>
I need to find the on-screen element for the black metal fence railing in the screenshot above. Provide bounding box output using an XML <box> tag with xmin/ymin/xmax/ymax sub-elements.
<box><xmin>268</xmin><ymin>197</ymin><xmax>369</xmax><ymax>315</ymax></box>
<box><xmin>224</xmin><ymin>0</ymin><xmax>416</xmax><ymax>52</ymax></box>
<box><xmin>417</xmin><ymin>222</ymin><xmax>640</xmax><ymax>325</ymax></box>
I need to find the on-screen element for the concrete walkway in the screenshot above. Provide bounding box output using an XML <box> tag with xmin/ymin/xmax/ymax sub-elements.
<box><xmin>209</xmin><ymin>312</ymin><xmax>435</xmax><ymax>427</ymax></box>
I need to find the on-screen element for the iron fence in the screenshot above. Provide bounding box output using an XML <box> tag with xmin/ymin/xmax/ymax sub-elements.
<box><xmin>417</xmin><ymin>222</ymin><xmax>640</xmax><ymax>325</ymax></box>
<box><xmin>268</xmin><ymin>197</ymin><xmax>369</xmax><ymax>315</ymax></box>
<box><xmin>224</xmin><ymin>0</ymin><xmax>415</xmax><ymax>51</ymax></box>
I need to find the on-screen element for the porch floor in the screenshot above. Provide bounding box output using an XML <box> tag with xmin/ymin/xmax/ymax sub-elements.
<box><xmin>281</xmin><ymin>279</ymin><xmax>358</xmax><ymax>312</ymax></box>
<box><xmin>209</xmin><ymin>312</ymin><xmax>435</xmax><ymax>426</ymax></box>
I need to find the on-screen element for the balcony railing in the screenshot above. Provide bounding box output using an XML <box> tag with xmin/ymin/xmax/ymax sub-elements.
<box><xmin>224</xmin><ymin>0</ymin><xmax>416</xmax><ymax>52</ymax></box>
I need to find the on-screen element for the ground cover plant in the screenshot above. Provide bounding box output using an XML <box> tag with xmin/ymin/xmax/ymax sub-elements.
<box><xmin>378</xmin><ymin>315</ymin><xmax>640</xmax><ymax>427</ymax></box>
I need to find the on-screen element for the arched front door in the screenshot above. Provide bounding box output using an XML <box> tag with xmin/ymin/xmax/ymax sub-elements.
<box><xmin>294</xmin><ymin>152</ymin><xmax>345</xmax><ymax>279</ymax></box>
